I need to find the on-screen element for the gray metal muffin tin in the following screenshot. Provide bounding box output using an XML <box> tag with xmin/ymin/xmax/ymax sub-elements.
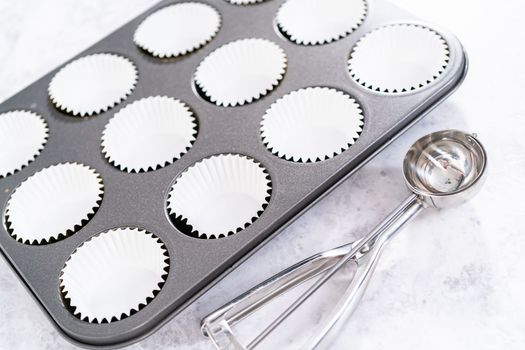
<box><xmin>0</xmin><ymin>0</ymin><xmax>467</xmax><ymax>348</ymax></box>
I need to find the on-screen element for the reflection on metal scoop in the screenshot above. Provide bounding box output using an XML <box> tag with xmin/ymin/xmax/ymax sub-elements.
<box><xmin>201</xmin><ymin>130</ymin><xmax>487</xmax><ymax>350</ymax></box>
<box><xmin>404</xmin><ymin>130</ymin><xmax>486</xmax><ymax>207</ymax></box>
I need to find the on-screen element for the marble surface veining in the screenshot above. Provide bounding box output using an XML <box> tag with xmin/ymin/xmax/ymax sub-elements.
<box><xmin>0</xmin><ymin>0</ymin><xmax>524</xmax><ymax>349</ymax></box>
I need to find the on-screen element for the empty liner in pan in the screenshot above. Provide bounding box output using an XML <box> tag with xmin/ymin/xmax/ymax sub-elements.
<box><xmin>348</xmin><ymin>23</ymin><xmax>450</xmax><ymax>93</ymax></box>
<box><xmin>194</xmin><ymin>38</ymin><xmax>287</xmax><ymax>107</ymax></box>
<box><xmin>60</xmin><ymin>228</ymin><xmax>170</xmax><ymax>323</ymax></box>
<box><xmin>261</xmin><ymin>87</ymin><xmax>364</xmax><ymax>162</ymax></box>
<box><xmin>4</xmin><ymin>163</ymin><xmax>103</xmax><ymax>245</ymax></box>
<box><xmin>101</xmin><ymin>96</ymin><xmax>198</xmax><ymax>173</ymax></box>
<box><xmin>167</xmin><ymin>154</ymin><xmax>271</xmax><ymax>239</ymax></box>
<box><xmin>48</xmin><ymin>53</ymin><xmax>138</xmax><ymax>116</ymax></box>
<box><xmin>276</xmin><ymin>0</ymin><xmax>367</xmax><ymax>45</ymax></box>
<box><xmin>0</xmin><ymin>110</ymin><xmax>48</xmax><ymax>178</ymax></box>
<box><xmin>134</xmin><ymin>2</ymin><xmax>221</xmax><ymax>58</ymax></box>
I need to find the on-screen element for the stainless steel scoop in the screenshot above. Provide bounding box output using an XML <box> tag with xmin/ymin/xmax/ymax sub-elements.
<box><xmin>201</xmin><ymin>130</ymin><xmax>487</xmax><ymax>350</ymax></box>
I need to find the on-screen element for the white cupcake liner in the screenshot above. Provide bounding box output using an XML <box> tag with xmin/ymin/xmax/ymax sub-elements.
<box><xmin>48</xmin><ymin>53</ymin><xmax>138</xmax><ymax>116</ymax></box>
<box><xmin>101</xmin><ymin>96</ymin><xmax>198</xmax><ymax>173</ymax></box>
<box><xmin>225</xmin><ymin>0</ymin><xmax>267</xmax><ymax>5</ymax></box>
<box><xmin>4</xmin><ymin>163</ymin><xmax>104</xmax><ymax>245</ymax></box>
<box><xmin>134</xmin><ymin>3</ymin><xmax>221</xmax><ymax>58</ymax></box>
<box><xmin>276</xmin><ymin>0</ymin><xmax>367</xmax><ymax>45</ymax></box>
<box><xmin>0</xmin><ymin>110</ymin><xmax>48</xmax><ymax>178</ymax></box>
<box><xmin>59</xmin><ymin>227</ymin><xmax>169</xmax><ymax>323</ymax></box>
<box><xmin>261</xmin><ymin>87</ymin><xmax>364</xmax><ymax>163</ymax></box>
<box><xmin>348</xmin><ymin>23</ymin><xmax>450</xmax><ymax>93</ymax></box>
<box><xmin>194</xmin><ymin>38</ymin><xmax>287</xmax><ymax>107</ymax></box>
<box><xmin>167</xmin><ymin>154</ymin><xmax>271</xmax><ymax>239</ymax></box>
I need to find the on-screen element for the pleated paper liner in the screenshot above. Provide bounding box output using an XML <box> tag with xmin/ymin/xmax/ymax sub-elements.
<box><xmin>348</xmin><ymin>23</ymin><xmax>450</xmax><ymax>93</ymax></box>
<box><xmin>134</xmin><ymin>2</ymin><xmax>221</xmax><ymax>58</ymax></box>
<box><xmin>4</xmin><ymin>163</ymin><xmax>104</xmax><ymax>245</ymax></box>
<box><xmin>276</xmin><ymin>0</ymin><xmax>367</xmax><ymax>45</ymax></box>
<box><xmin>167</xmin><ymin>154</ymin><xmax>272</xmax><ymax>239</ymax></box>
<box><xmin>48</xmin><ymin>53</ymin><xmax>138</xmax><ymax>116</ymax></box>
<box><xmin>194</xmin><ymin>38</ymin><xmax>287</xmax><ymax>107</ymax></box>
<box><xmin>59</xmin><ymin>227</ymin><xmax>170</xmax><ymax>323</ymax></box>
<box><xmin>261</xmin><ymin>87</ymin><xmax>364</xmax><ymax>163</ymax></box>
<box><xmin>0</xmin><ymin>110</ymin><xmax>48</xmax><ymax>178</ymax></box>
<box><xmin>101</xmin><ymin>96</ymin><xmax>198</xmax><ymax>173</ymax></box>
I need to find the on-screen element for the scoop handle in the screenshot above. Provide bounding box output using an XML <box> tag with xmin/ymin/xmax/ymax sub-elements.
<box><xmin>201</xmin><ymin>241</ymin><xmax>359</xmax><ymax>350</ymax></box>
<box><xmin>201</xmin><ymin>195</ymin><xmax>423</xmax><ymax>350</ymax></box>
<box><xmin>305</xmin><ymin>194</ymin><xmax>424</xmax><ymax>350</ymax></box>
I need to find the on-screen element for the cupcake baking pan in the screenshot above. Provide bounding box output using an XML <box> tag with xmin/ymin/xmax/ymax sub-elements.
<box><xmin>0</xmin><ymin>0</ymin><xmax>467</xmax><ymax>348</ymax></box>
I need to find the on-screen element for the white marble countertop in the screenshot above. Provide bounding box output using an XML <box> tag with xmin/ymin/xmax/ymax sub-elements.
<box><xmin>0</xmin><ymin>0</ymin><xmax>524</xmax><ymax>349</ymax></box>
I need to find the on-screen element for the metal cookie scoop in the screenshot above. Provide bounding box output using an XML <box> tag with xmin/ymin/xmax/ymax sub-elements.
<box><xmin>201</xmin><ymin>130</ymin><xmax>487</xmax><ymax>350</ymax></box>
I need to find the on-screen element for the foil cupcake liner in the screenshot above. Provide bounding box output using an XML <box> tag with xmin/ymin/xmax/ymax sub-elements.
<box><xmin>48</xmin><ymin>53</ymin><xmax>138</xmax><ymax>116</ymax></box>
<box><xmin>276</xmin><ymin>0</ymin><xmax>367</xmax><ymax>45</ymax></box>
<box><xmin>0</xmin><ymin>110</ymin><xmax>48</xmax><ymax>178</ymax></box>
<box><xmin>59</xmin><ymin>227</ymin><xmax>170</xmax><ymax>323</ymax></box>
<box><xmin>167</xmin><ymin>154</ymin><xmax>272</xmax><ymax>239</ymax></box>
<box><xmin>194</xmin><ymin>38</ymin><xmax>287</xmax><ymax>107</ymax></box>
<box><xmin>134</xmin><ymin>2</ymin><xmax>221</xmax><ymax>58</ymax></box>
<box><xmin>261</xmin><ymin>87</ymin><xmax>364</xmax><ymax>162</ymax></box>
<box><xmin>101</xmin><ymin>96</ymin><xmax>198</xmax><ymax>173</ymax></box>
<box><xmin>348</xmin><ymin>23</ymin><xmax>450</xmax><ymax>93</ymax></box>
<box><xmin>4</xmin><ymin>163</ymin><xmax>104</xmax><ymax>245</ymax></box>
